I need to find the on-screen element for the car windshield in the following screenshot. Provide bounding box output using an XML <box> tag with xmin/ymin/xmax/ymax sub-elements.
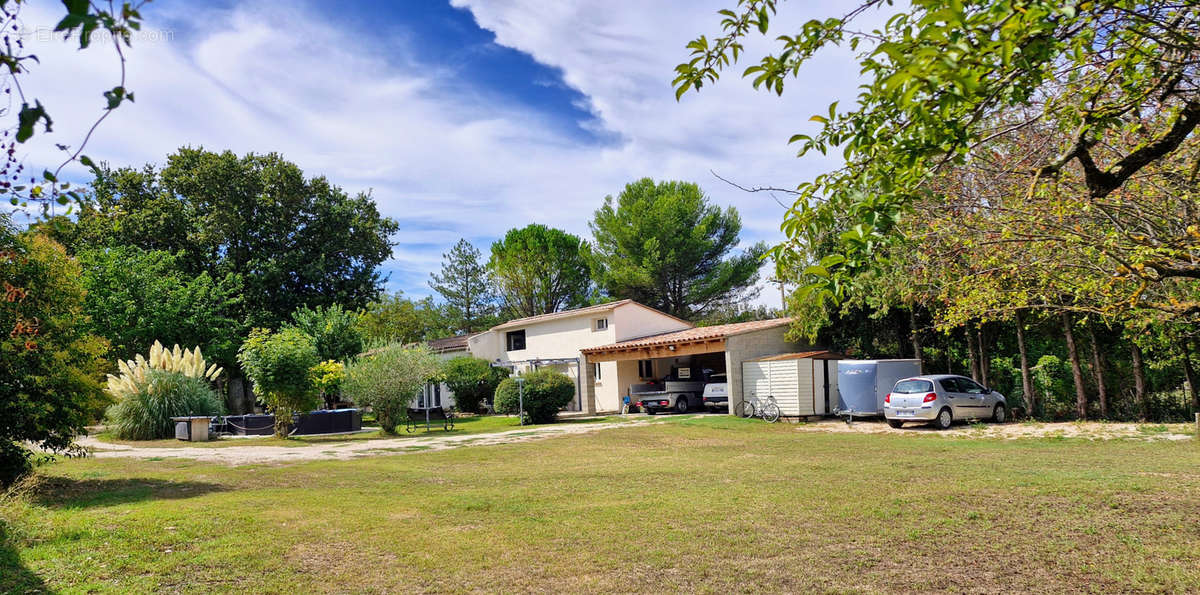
<box><xmin>893</xmin><ymin>379</ymin><xmax>934</xmax><ymax>394</ymax></box>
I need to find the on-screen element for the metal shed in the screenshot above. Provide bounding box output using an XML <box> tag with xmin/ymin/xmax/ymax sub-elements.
<box><xmin>836</xmin><ymin>359</ymin><xmax>922</xmax><ymax>418</ymax></box>
<box><xmin>742</xmin><ymin>351</ymin><xmax>843</xmax><ymax>417</ymax></box>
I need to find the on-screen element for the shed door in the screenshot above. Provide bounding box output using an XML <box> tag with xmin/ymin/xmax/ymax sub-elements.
<box><xmin>765</xmin><ymin>361</ymin><xmax>799</xmax><ymax>416</ymax></box>
<box><xmin>742</xmin><ymin>362</ymin><xmax>771</xmax><ymax>406</ymax></box>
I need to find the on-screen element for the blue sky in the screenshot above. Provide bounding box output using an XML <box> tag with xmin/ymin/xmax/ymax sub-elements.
<box><xmin>13</xmin><ymin>1</ymin><xmax>878</xmax><ymax>307</ymax></box>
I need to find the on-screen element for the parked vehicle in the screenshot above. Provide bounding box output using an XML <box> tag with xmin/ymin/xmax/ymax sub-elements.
<box><xmin>701</xmin><ymin>373</ymin><xmax>728</xmax><ymax>412</ymax></box>
<box><xmin>836</xmin><ymin>359</ymin><xmax>922</xmax><ymax>419</ymax></box>
<box><xmin>633</xmin><ymin>367</ymin><xmax>717</xmax><ymax>414</ymax></box>
<box><xmin>883</xmin><ymin>375</ymin><xmax>1008</xmax><ymax>429</ymax></box>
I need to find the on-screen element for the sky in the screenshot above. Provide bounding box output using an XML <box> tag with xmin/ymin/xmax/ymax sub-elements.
<box><xmin>11</xmin><ymin>0</ymin><xmax>883</xmax><ymax>308</ymax></box>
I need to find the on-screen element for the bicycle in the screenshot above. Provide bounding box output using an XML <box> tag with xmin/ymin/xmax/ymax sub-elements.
<box><xmin>735</xmin><ymin>395</ymin><xmax>780</xmax><ymax>423</ymax></box>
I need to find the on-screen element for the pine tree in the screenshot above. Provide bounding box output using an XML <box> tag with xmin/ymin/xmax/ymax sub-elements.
<box><xmin>429</xmin><ymin>239</ymin><xmax>496</xmax><ymax>334</ymax></box>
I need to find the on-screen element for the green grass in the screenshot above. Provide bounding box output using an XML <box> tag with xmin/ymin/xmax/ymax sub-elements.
<box><xmin>91</xmin><ymin>414</ymin><xmax>625</xmax><ymax>449</ymax></box>
<box><xmin>4</xmin><ymin>419</ymin><xmax>1200</xmax><ymax>592</ymax></box>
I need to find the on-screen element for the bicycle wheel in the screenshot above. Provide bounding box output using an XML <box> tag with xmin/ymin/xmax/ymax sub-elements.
<box><xmin>735</xmin><ymin>400</ymin><xmax>755</xmax><ymax>418</ymax></box>
<box><xmin>761</xmin><ymin>402</ymin><xmax>780</xmax><ymax>423</ymax></box>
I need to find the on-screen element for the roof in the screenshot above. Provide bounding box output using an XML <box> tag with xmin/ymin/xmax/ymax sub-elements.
<box><xmin>489</xmin><ymin>300</ymin><xmax>691</xmax><ymax>331</ymax></box>
<box><xmin>426</xmin><ymin>334</ymin><xmax>470</xmax><ymax>353</ymax></box>
<box><xmin>746</xmin><ymin>350</ymin><xmax>844</xmax><ymax>362</ymax></box>
<box><xmin>581</xmin><ymin>318</ymin><xmax>793</xmax><ymax>354</ymax></box>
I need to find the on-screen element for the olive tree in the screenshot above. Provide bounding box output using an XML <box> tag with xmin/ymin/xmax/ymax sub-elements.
<box><xmin>342</xmin><ymin>344</ymin><xmax>443</xmax><ymax>434</ymax></box>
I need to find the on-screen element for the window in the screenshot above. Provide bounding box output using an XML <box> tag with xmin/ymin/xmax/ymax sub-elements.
<box><xmin>592</xmin><ymin>362</ymin><xmax>602</xmax><ymax>380</ymax></box>
<box><xmin>893</xmin><ymin>379</ymin><xmax>934</xmax><ymax>394</ymax></box>
<box><xmin>594</xmin><ymin>318</ymin><xmax>608</xmax><ymax>331</ymax></box>
<box><xmin>637</xmin><ymin>359</ymin><xmax>654</xmax><ymax>378</ymax></box>
<box><xmin>939</xmin><ymin>378</ymin><xmax>960</xmax><ymax>393</ymax></box>
<box><xmin>506</xmin><ymin>330</ymin><xmax>526</xmax><ymax>351</ymax></box>
<box><xmin>958</xmin><ymin>378</ymin><xmax>987</xmax><ymax>394</ymax></box>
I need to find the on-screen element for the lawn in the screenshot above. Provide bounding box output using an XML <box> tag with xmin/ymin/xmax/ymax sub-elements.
<box><xmin>90</xmin><ymin>414</ymin><xmax>623</xmax><ymax>449</ymax></box>
<box><xmin>3</xmin><ymin>416</ymin><xmax>1199</xmax><ymax>593</ymax></box>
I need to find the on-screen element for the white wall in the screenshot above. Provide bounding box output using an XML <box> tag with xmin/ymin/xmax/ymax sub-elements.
<box><xmin>466</xmin><ymin>304</ymin><xmax>691</xmax><ymax>414</ymax></box>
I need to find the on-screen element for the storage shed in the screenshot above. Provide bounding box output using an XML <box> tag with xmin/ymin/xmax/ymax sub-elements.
<box><xmin>742</xmin><ymin>351</ymin><xmax>843</xmax><ymax>417</ymax></box>
<box><xmin>836</xmin><ymin>359</ymin><xmax>922</xmax><ymax>418</ymax></box>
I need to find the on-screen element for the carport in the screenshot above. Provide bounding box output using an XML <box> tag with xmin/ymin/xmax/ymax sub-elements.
<box><xmin>579</xmin><ymin>318</ymin><xmax>813</xmax><ymax>414</ymax></box>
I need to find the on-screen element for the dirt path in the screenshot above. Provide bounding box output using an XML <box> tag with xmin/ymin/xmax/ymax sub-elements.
<box><xmin>76</xmin><ymin>419</ymin><xmax>652</xmax><ymax>465</ymax></box>
<box><xmin>791</xmin><ymin>419</ymin><xmax>1195</xmax><ymax>441</ymax></box>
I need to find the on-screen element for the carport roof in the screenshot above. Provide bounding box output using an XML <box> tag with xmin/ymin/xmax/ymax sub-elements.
<box><xmin>745</xmin><ymin>350</ymin><xmax>844</xmax><ymax>361</ymax></box>
<box><xmin>581</xmin><ymin>317</ymin><xmax>792</xmax><ymax>356</ymax></box>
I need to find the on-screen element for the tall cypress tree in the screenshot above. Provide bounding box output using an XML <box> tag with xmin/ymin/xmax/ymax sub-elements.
<box><xmin>429</xmin><ymin>239</ymin><xmax>496</xmax><ymax>333</ymax></box>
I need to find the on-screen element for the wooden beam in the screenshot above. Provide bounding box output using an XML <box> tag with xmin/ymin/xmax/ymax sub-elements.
<box><xmin>584</xmin><ymin>339</ymin><xmax>726</xmax><ymax>362</ymax></box>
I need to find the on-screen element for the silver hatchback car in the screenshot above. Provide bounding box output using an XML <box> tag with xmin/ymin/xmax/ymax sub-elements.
<box><xmin>883</xmin><ymin>374</ymin><xmax>1007</xmax><ymax>429</ymax></box>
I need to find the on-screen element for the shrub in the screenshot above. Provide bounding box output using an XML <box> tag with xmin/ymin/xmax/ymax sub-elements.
<box><xmin>238</xmin><ymin>327</ymin><xmax>321</xmax><ymax>437</ymax></box>
<box><xmin>1</xmin><ymin>230</ymin><xmax>108</xmax><ymax>488</ymax></box>
<box><xmin>342</xmin><ymin>344</ymin><xmax>442</xmax><ymax>434</ymax></box>
<box><xmin>310</xmin><ymin>359</ymin><xmax>346</xmax><ymax>409</ymax></box>
<box><xmin>442</xmin><ymin>356</ymin><xmax>508</xmax><ymax>413</ymax></box>
<box><xmin>105</xmin><ymin>340</ymin><xmax>223</xmax><ymax>400</ymax></box>
<box><xmin>287</xmin><ymin>304</ymin><xmax>364</xmax><ymax>363</ymax></box>
<box><xmin>494</xmin><ymin>369</ymin><xmax>575</xmax><ymax>424</ymax></box>
<box><xmin>106</xmin><ymin>370</ymin><xmax>226</xmax><ymax>440</ymax></box>
<box><xmin>1033</xmin><ymin>354</ymin><xmax>1074</xmax><ymax>419</ymax></box>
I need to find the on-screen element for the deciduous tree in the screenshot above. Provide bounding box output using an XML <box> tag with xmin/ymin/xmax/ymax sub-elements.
<box><xmin>488</xmin><ymin>224</ymin><xmax>591</xmax><ymax>318</ymax></box>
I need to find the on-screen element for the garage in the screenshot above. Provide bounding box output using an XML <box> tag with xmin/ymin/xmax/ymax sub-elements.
<box><xmin>579</xmin><ymin>318</ymin><xmax>819</xmax><ymax>414</ymax></box>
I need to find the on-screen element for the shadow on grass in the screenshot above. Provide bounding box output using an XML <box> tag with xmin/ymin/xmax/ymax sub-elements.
<box><xmin>30</xmin><ymin>477</ymin><xmax>228</xmax><ymax>510</ymax></box>
<box><xmin>0</xmin><ymin>524</ymin><xmax>51</xmax><ymax>594</ymax></box>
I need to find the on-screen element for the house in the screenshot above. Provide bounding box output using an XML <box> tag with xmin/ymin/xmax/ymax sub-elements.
<box><xmin>580</xmin><ymin>317</ymin><xmax>812</xmax><ymax>415</ymax></box>
<box><xmin>466</xmin><ymin>300</ymin><xmax>693</xmax><ymax>413</ymax></box>
<box><xmin>417</xmin><ymin>334</ymin><xmax>471</xmax><ymax>410</ymax></box>
<box><xmin>424</xmin><ymin>301</ymin><xmax>813</xmax><ymax>416</ymax></box>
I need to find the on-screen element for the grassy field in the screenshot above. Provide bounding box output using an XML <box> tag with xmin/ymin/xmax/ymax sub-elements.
<box><xmin>90</xmin><ymin>414</ymin><xmax>624</xmax><ymax>449</ymax></box>
<box><xmin>4</xmin><ymin>416</ymin><xmax>1199</xmax><ymax>593</ymax></box>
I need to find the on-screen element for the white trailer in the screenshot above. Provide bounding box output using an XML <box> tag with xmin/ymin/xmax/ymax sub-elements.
<box><xmin>741</xmin><ymin>351</ymin><xmax>842</xmax><ymax>417</ymax></box>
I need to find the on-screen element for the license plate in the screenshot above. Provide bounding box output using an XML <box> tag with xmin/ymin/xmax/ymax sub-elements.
<box><xmin>897</xmin><ymin>410</ymin><xmax>915</xmax><ymax>417</ymax></box>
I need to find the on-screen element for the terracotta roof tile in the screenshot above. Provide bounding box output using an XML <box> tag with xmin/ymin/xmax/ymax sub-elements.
<box><xmin>426</xmin><ymin>334</ymin><xmax>470</xmax><ymax>352</ymax></box>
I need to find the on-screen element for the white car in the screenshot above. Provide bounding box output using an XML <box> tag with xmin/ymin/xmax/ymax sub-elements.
<box><xmin>701</xmin><ymin>373</ymin><xmax>728</xmax><ymax>412</ymax></box>
<box><xmin>883</xmin><ymin>374</ymin><xmax>1007</xmax><ymax>429</ymax></box>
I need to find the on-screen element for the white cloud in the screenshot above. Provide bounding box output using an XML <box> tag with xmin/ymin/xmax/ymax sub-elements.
<box><xmin>10</xmin><ymin>1</ymin><xmax>878</xmax><ymax>308</ymax></box>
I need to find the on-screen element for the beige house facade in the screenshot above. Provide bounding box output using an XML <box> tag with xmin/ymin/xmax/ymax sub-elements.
<box><xmin>465</xmin><ymin>300</ymin><xmax>693</xmax><ymax>413</ymax></box>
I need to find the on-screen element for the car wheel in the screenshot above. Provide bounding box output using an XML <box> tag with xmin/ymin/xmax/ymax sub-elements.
<box><xmin>887</xmin><ymin>419</ymin><xmax>905</xmax><ymax>429</ymax></box>
<box><xmin>675</xmin><ymin>396</ymin><xmax>689</xmax><ymax>414</ymax></box>
<box><xmin>646</xmin><ymin>409</ymin><xmax>656</xmax><ymax>416</ymax></box>
<box><xmin>992</xmin><ymin>403</ymin><xmax>1007</xmax><ymax>423</ymax></box>
<box><xmin>934</xmin><ymin>407</ymin><xmax>953</xmax><ymax>430</ymax></box>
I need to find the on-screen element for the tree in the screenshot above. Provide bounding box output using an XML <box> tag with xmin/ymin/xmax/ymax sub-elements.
<box><xmin>441</xmin><ymin>357</ymin><xmax>508</xmax><ymax>413</ymax></box>
<box><xmin>75</xmin><ymin>246</ymin><xmax>244</xmax><ymax>369</ymax></box>
<box><xmin>488</xmin><ymin>224</ymin><xmax>591</xmax><ymax>318</ymax></box>
<box><xmin>588</xmin><ymin>178</ymin><xmax>766</xmax><ymax>320</ymax></box>
<box><xmin>237</xmin><ymin>328</ymin><xmax>321</xmax><ymax>438</ymax></box>
<box><xmin>430</xmin><ymin>239</ymin><xmax>496</xmax><ymax>333</ymax></box>
<box><xmin>65</xmin><ymin>148</ymin><xmax>398</xmax><ymax>329</ymax></box>
<box><xmin>676</xmin><ymin>1</ymin><xmax>1200</xmax><ymax>311</ymax></box>
<box><xmin>342</xmin><ymin>344</ymin><xmax>443</xmax><ymax>434</ymax></box>
<box><xmin>0</xmin><ymin>226</ymin><xmax>108</xmax><ymax>486</ymax></box>
<box><xmin>286</xmin><ymin>304</ymin><xmax>364</xmax><ymax>363</ymax></box>
<box><xmin>1</xmin><ymin>1</ymin><xmax>144</xmax><ymax>213</ymax></box>
<box><xmin>357</xmin><ymin>292</ymin><xmax>451</xmax><ymax>346</ymax></box>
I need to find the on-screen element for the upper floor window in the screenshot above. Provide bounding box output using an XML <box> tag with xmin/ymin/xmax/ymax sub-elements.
<box><xmin>594</xmin><ymin>318</ymin><xmax>608</xmax><ymax>331</ymax></box>
<box><xmin>506</xmin><ymin>330</ymin><xmax>526</xmax><ymax>351</ymax></box>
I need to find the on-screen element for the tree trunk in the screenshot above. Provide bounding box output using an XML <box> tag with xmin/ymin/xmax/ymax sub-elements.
<box><xmin>1086</xmin><ymin>324</ymin><xmax>1108</xmax><ymax>418</ymax></box>
<box><xmin>1015</xmin><ymin>310</ymin><xmax>1035</xmax><ymax>417</ymax></box>
<box><xmin>908</xmin><ymin>308</ymin><xmax>924</xmax><ymax>374</ymax></box>
<box><xmin>1131</xmin><ymin>343</ymin><xmax>1148</xmax><ymax>421</ymax></box>
<box><xmin>967</xmin><ymin>325</ymin><xmax>981</xmax><ymax>381</ymax></box>
<box><xmin>977</xmin><ymin>324</ymin><xmax>990</xmax><ymax>388</ymax></box>
<box><xmin>1182</xmin><ymin>339</ymin><xmax>1199</xmax><ymax>415</ymax></box>
<box><xmin>1061</xmin><ymin>313</ymin><xmax>1087</xmax><ymax>419</ymax></box>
